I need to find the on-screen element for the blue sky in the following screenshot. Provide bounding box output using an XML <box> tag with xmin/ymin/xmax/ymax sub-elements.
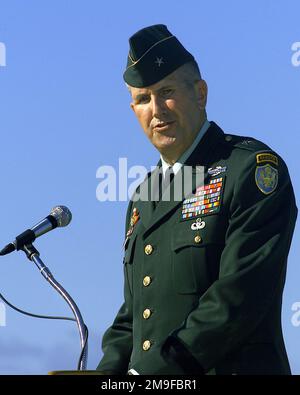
<box><xmin>0</xmin><ymin>0</ymin><xmax>299</xmax><ymax>374</ymax></box>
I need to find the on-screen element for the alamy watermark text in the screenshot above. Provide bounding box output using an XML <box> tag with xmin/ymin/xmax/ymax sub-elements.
<box><xmin>0</xmin><ymin>42</ymin><xmax>6</xmax><ymax>67</ymax></box>
<box><xmin>291</xmin><ymin>42</ymin><xmax>300</xmax><ymax>67</ymax></box>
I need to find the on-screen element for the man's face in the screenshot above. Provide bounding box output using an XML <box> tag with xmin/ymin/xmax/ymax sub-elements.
<box><xmin>130</xmin><ymin>66</ymin><xmax>207</xmax><ymax>163</ymax></box>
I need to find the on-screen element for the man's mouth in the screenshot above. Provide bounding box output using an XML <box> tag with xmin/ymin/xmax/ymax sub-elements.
<box><xmin>153</xmin><ymin>121</ymin><xmax>175</xmax><ymax>132</ymax></box>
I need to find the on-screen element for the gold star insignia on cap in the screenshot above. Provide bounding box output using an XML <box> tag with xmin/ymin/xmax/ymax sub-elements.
<box><xmin>155</xmin><ymin>57</ymin><xmax>164</xmax><ymax>67</ymax></box>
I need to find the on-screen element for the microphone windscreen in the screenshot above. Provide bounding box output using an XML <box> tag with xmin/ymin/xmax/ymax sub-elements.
<box><xmin>50</xmin><ymin>206</ymin><xmax>72</xmax><ymax>228</ymax></box>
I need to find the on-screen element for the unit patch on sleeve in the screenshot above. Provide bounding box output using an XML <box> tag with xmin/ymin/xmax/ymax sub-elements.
<box><xmin>181</xmin><ymin>177</ymin><xmax>224</xmax><ymax>220</ymax></box>
<box><xmin>255</xmin><ymin>164</ymin><xmax>278</xmax><ymax>195</ymax></box>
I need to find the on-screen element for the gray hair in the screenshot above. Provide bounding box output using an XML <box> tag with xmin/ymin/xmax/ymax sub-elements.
<box><xmin>177</xmin><ymin>60</ymin><xmax>202</xmax><ymax>88</ymax></box>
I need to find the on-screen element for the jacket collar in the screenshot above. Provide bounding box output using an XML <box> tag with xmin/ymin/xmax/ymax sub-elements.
<box><xmin>134</xmin><ymin>121</ymin><xmax>225</xmax><ymax>235</ymax></box>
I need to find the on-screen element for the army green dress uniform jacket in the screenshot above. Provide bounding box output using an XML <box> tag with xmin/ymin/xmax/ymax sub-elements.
<box><xmin>97</xmin><ymin>121</ymin><xmax>297</xmax><ymax>375</ymax></box>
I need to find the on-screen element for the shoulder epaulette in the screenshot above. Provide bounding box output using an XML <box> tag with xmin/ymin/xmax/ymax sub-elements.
<box><xmin>223</xmin><ymin>133</ymin><xmax>271</xmax><ymax>153</ymax></box>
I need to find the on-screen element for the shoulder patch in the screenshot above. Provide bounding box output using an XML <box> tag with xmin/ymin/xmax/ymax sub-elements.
<box><xmin>256</xmin><ymin>153</ymin><xmax>278</xmax><ymax>166</ymax></box>
<box><xmin>255</xmin><ymin>164</ymin><xmax>278</xmax><ymax>195</ymax></box>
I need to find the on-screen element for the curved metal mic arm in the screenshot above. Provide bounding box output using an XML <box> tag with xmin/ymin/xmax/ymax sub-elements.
<box><xmin>21</xmin><ymin>243</ymin><xmax>88</xmax><ymax>371</ymax></box>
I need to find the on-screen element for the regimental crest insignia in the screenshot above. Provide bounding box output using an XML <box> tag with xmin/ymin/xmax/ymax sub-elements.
<box><xmin>255</xmin><ymin>164</ymin><xmax>278</xmax><ymax>195</ymax></box>
<box><xmin>129</xmin><ymin>207</ymin><xmax>140</xmax><ymax>228</ymax></box>
<box><xmin>123</xmin><ymin>208</ymin><xmax>140</xmax><ymax>249</ymax></box>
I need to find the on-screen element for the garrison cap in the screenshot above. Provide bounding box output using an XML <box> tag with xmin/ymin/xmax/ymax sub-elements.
<box><xmin>123</xmin><ymin>24</ymin><xmax>195</xmax><ymax>88</ymax></box>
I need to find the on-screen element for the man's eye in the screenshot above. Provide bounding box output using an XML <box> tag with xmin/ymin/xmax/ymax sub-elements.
<box><xmin>136</xmin><ymin>96</ymin><xmax>150</xmax><ymax>104</ymax></box>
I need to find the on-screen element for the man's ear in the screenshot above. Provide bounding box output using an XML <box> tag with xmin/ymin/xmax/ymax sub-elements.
<box><xmin>130</xmin><ymin>102</ymin><xmax>136</xmax><ymax>113</ymax></box>
<box><xmin>195</xmin><ymin>79</ymin><xmax>208</xmax><ymax>110</ymax></box>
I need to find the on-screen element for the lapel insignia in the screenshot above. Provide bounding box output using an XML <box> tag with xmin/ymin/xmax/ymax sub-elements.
<box><xmin>123</xmin><ymin>208</ymin><xmax>140</xmax><ymax>249</ymax></box>
<box><xmin>181</xmin><ymin>177</ymin><xmax>224</xmax><ymax>220</ymax></box>
<box><xmin>130</xmin><ymin>207</ymin><xmax>140</xmax><ymax>228</ymax></box>
<box><xmin>255</xmin><ymin>164</ymin><xmax>278</xmax><ymax>195</ymax></box>
<box><xmin>208</xmin><ymin>165</ymin><xmax>227</xmax><ymax>177</ymax></box>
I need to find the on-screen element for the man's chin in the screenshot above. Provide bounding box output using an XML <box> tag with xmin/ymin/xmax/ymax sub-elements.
<box><xmin>155</xmin><ymin>136</ymin><xmax>177</xmax><ymax>150</ymax></box>
<box><xmin>155</xmin><ymin>142</ymin><xmax>182</xmax><ymax>162</ymax></box>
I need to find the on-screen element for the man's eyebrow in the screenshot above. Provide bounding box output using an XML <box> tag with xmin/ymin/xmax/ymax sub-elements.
<box><xmin>133</xmin><ymin>84</ymin><xmax>175</xmax><ymax>100</ymax></box>
<box><xmin>134</xmin><ymin>92</ymin><xmax>150</xmax><ymax>101</ymax></box>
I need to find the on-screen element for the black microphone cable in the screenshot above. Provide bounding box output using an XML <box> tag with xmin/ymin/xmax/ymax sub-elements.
<box><xmin>0</xmin><ymin>205</ymin><xmax>89</xmax><ymax>369</ymax></box>
<box><xmin>0</xmin><ymin>291</ymin><xmax>89</xmax><ymax>370</ymax></box>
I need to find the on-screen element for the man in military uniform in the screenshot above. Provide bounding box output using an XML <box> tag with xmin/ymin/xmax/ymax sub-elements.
<box><xmin>96</xmin><ymin>25</ymin><xmax>298</xmax><ymax>375</ymax></box>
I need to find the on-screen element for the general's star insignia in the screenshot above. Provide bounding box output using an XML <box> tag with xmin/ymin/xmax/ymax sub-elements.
<box><xmin>155</xmin><ymin>57</ymin><xmax>164</xmax><ymax>67</ymax></box>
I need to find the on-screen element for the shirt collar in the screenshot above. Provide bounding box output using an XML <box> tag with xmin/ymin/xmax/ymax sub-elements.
<box><xmin>160</xmin><ymin>119</ymin><xmax>210</xmax><ymax>178</ymax></box>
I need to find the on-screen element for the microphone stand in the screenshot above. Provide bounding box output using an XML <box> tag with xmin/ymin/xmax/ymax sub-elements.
<box><xmin>21</xmin><ymin>243</ymin><xmax>88</xmax><ymax>371</ymax></box>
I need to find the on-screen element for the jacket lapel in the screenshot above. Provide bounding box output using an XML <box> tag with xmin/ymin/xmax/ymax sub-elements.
<box><xmin>134</xmin><ymin>162</ymin><xmax>161</xmax><ymax>229</ymax></box>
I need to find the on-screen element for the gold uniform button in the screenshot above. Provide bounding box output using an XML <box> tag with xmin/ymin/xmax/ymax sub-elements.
<box><xmin>142</xmin><ymin>340</ymin><xmax>151</xmax><ymax>351</ymax></box>
<box><xmin>194</xmin><ymin>235</ymin><xmax>202</xmax><ymax>244</ymax></box>
<box><xmin>143</xmin><ymin>309</ymin><xmax>152</xmax><ymax>319</ymax></box>
<box><xmin>225</xmin><ymin>135</ymin><xmax>232</xmax><ymax>142</ymax></box>
<box><xmin>144</xmin><ymin>244</ymin><xmax>153</xmax><ymax>255</ymax></box>
<box><xmin>143</xmin><ymin>276</ymin><xmax>151</xmax><ymax>287</ymax></box>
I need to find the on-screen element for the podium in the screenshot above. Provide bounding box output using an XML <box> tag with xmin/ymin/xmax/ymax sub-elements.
<box><xmin>48</xmin><ymin>370</ymin><xmax>115</xmax><ymax>375</ymax></box>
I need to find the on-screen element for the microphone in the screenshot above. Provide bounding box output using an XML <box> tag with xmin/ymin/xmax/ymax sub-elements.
<box><xmin>0</xmin><ymin>206</ymin><xmax>72</xmax><ymax>256</ymax></box>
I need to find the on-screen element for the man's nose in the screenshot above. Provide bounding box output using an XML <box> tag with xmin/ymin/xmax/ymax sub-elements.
<box><xmin>151</xmin><ymin>95</ymin><xmax>166</xmax><ymax>118</ymax></box>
